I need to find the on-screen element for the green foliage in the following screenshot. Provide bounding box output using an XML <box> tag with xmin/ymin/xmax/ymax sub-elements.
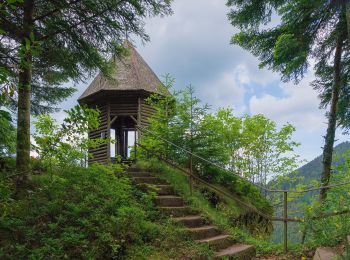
<box><xmin>270</xmin><ymin>142</ymin><xmax>350</xmax><ymax>191</ymax></box>
<box><xmin>227</xmin><ymin>0</ymin><xmax>350</xmax><ymax>130</ymax></box>
<box><xmin>126</xmin><ymin>217</ymin><xmax>212</xmax><ymax>259</ymax></box>
<box><xmin>33</xmin><ymin>105</ymin><xmax>106</xmax><ymax>169</ymax></box>
<box><xmin>140</xmin><ymin>78</ymin><xmax>299</xmax><ymax>188</ymax></box>
<box><xmin>0</xmin><ymin>0</ymin><xmax>173</xmax><ymax>114</ymax></box>
<box><xmin>0</xmin><ymin>109</ymin><xmax>15</xmax><ymax>156</ymax></box>
<box><xmin>268</xmin><ymin>144</ymin><xmax>350</xmax><ymax>247</ymax></box>
<box><xmin>0</xmin><ymin>164</ymin><xmax>154</xmax><ymax>259</ymax></box>
<box><xmin>136</xmin><ymin>159</ymin><xmax>274</xmax><ymax>255</ymax></box>
<box><xmin>298</xmin><ymin>150</ymin><xmax>350</xmax><ymax>247</ymax></box>
<box><xmin>0</xmin><ymin>161</ymin><xmax>211</xmax><ymax>259</ymax></box>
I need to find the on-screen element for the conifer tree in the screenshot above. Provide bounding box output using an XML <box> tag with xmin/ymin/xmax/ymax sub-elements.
<box><xmin>0</xmin><ymin>0</ymin><xmax>172</xmax><ymax>184</ymax></box>
<box><xmin>227</xmin><ymin>0</ymin><xmax>349</xmax><ymax>201</ymax></box>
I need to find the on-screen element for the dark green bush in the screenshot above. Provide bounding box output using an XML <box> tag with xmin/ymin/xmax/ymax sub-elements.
<box><xmin>0</xmin><ymin>164</ymin><xmax>156</xmax><ymax>259</ymax></box>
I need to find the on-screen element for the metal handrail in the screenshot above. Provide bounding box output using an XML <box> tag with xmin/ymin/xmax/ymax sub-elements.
<box><xmin>135</xmin><ymin>124</ymin><xmax>350</xmax><ymax>253</ymax></box>
<box><xmin>136</xmin><ymin>142</ymin><xmax>274</xmax><ymax>221</ymax></box>
<box><xmin>136</xmin><ymin>125</ymin><xmax>350</xmax><ymax>194</ymax></box>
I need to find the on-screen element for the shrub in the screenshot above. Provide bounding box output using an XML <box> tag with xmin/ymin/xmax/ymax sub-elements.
<box><xmin>0</xmin><ymin>164</ymin><xmax>156</xmax><ymax>259</ymax></box>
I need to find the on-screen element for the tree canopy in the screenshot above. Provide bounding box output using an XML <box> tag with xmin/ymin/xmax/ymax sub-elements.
<box><xmin>227</xmin><ymin>0</ymin><xmax>350</xmax><ymax>201</ymax></box>
<box><xmin>0</xmin><ymin>0</ymin><xmax>172</xmax><ymax>181</ymax></box>
<box><xmin>140</xmin><ymin>78</ymin><xmax>300</xmax><ymax>186</ymax></box>
<box><xmin>1</xmin><ymin>0</ymin><xmax>172</xmax><ymax>114</ymax></box>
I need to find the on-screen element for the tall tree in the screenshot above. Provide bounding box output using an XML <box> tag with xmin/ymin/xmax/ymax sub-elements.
<box><xmin>0</xmin><ymin>0</ymin><xmax>172</xmax><ymax>185</ymax></box>
<box><xmin>227</xmin><ymin>0</ymin><xmax>349</xmax><ymax>201</ymax></box>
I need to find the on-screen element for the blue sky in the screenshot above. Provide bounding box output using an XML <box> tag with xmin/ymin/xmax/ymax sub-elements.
<box><xmin>56</xmin><ymin>0</ymin><xmax>347</xmax><ymax>163</ymax></box>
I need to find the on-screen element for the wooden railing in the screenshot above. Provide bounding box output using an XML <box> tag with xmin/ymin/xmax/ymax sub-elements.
<box><xmin>135</xmin><ymin>125</ymin><xmax>350</xmax><ymax>253</ymax></box>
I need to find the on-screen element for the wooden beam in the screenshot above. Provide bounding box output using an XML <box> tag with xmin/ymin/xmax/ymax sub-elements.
<box><xmin>130</xmin><ymin>115</ymin><xmax>137</xmax><ymax>124</ymax></box>
<box><xmin>110</xmin><ymin>115</ymin><xmax>118</xmax><ymax>125</ymax></box>
<box><xmin>137</xmin><ymin>97</ymin><xmax>142</xmax><ymax>138</ymax></box>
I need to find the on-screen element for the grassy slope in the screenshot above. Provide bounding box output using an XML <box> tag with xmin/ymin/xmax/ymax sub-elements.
<box><xmin>0</xmin><ymin>157</ymin><xmax>314</xmax><ymax>259</ymax></box>
<box><xmin>135</xmin><ymin>159</ymin><xmax>282</xmax><ymax>256</ymax></box>
<box><xmin>0</xmin><ymin>161</ymin><xmax>210</xmax><ymax>259</ymax></box>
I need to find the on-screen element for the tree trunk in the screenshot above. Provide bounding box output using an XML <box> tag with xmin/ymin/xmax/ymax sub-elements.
<box><xmin>16</xmin><ymin>0</ymin><xmax>34</xmax><ymax>186</ymax></box>
<box><xmin>319</xmin><ymin>33</ymin><xmax>344</xmax><ymax>202</ymax></box>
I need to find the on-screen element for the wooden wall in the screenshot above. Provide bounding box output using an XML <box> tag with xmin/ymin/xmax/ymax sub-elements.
<box><xmin>139</xmin><ymin>98</ymin><xmax>156</xmax><ymax>128</ymax></box>
<box><xmin>87</xmin><ymin>95</ymin><xmax>156</xmax><ymax>165</ymax></box>
<box><xmin>110</xmin><ymin>97</ymin><xmax>138</xmax><ymax>117</ymax></box>
<box><xmin>88</xmin><ymin>103</ymin><xmax>109</xmax><ymax>165</ymax></box>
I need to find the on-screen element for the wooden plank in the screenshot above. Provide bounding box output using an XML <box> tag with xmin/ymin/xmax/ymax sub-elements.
<box><xmin>110</xmin><ymin>106</ymin><xmax>138</xmax><ymax>111</ymax></box>
<box><xmin>111</xmin><ymin>111</ymin><xmax>137</xmax><ymax>116</ymax></box>
<box><xmin>110</xmin><ymin>111</ymin><xmax>138</xmax><ymax>115</ymax></box>
<box><xmin>89</xmin><ymin>147</ymin><xmax>107</xmax><ymax>153</ymax></box>
<box><xmin>89</xmin><ymin>126</ymin><xmax>107</xmax><ymax>135</ymax></box>
<box><xmin>91</xmin><ymin>150</ymin><xmax>107</xmax><ymax>156</ymax></box>
<box><xmin>110</xmin><ymin>103</ymin><xmax>138</xmax><ymax>107</ymax></box>
<box><xmin>141</xmin><ymin>103</ymin><xmax>155</xmax><ymax>109</ymax></box>
<box><xmin>89</xmin><ymin>158</ymin><xmax>107</xmax><ymax>163</ymax></box>
<box><xmin>89</xmin><ymin>143</ymin><xmax>108</xmax><ymax>149</ymax></box>
<box><xmin>89</xmin><ymin>153</ymin><xmax>107</xmax><ymax>159</ymax></box>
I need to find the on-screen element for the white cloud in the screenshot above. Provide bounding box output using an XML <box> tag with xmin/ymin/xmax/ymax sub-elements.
<box><xmin>249</xmin><ymin>79</ymin><xmax>323</xmax><ymax>132</ymax></box>
<box><xmin>45</xmin><ymin>0</ymin><xmax>349</xmax><ymax>163</ymax></box>
<box><xmin>248</xmin><ymin>75</ymin><xmax>349</xmax><ymax>162</ymax></box>
<box><xmin>201</xmin><ymin>67</ymin><xmax>247</xmax><ymax>112</ymax></box>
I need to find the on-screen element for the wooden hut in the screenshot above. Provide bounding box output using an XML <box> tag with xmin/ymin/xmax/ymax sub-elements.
<box><xmin>78</xmin><ymin>41</ymin><xmax>162</xmax><ymax>164</ymax></box>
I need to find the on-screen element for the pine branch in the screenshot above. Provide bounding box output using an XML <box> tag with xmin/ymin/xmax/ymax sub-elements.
<box><xmin>0</xmin><ymin>17</ymin><xmax>23</xmax><ymax>39</ymax></box>
<box><xmin>39</xmin><ymin>0</ymin><xmax>127</xmax><ymax>41</ymax></box>
<box><xmin>33</xmin><ymin>0</ymin><xmax>84</xmax><ymax>22</ymax></box>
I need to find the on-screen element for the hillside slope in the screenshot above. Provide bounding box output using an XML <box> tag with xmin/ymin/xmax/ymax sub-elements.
<box><xmin>275</xmin><ymin>141</ymin><xmax>350</xmax><ymax>190</ymax></box>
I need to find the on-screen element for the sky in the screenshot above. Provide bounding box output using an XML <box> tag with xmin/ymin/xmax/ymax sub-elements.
<box><xmin>55</xmin><ymin>0</ymin><xmax>348</xmax><ymax>163</ymax></box>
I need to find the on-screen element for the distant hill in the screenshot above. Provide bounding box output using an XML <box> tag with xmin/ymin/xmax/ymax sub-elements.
<box><xmin>271</xmin><ymin>141</ymin><xmax>350</xmax><ymax>190</ymax></box>
<box><xmin>292</xmin><ymin>141</ymin><xmax>350</xmax><ymax>186</ymax></box>
<box><xmin>269</xmin><ymin>141</ymin><xmax>350</xmax><ymax>244</ymax></box>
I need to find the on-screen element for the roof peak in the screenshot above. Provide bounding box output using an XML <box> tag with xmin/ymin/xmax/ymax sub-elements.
<box><xmin>78</xmin><ymin>42</ymin><xmax>163</xmax><ymax>102</ymax></box>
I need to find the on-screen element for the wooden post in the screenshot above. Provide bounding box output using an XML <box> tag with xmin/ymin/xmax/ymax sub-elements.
<box><xmin>189</xmin><ymin>153</ymin><xmax>193</xmax><ymax>196</ymax></box>
<box><xmin>124</xmin><ymin>129</ymin><xmax>128</xmax><ymax>159</ymax></box>
<box><xmin>134</xmin><ymin>130</ymin><xmax>137</xmax><ymax>161</ymax></box>
<box><xmin>114</xmin><ymin>128</ymin><xmax>118</xmax><ymax>160</ymax></box>
<box><xmin>106</xmin><ymin>103</ymin><xmax>111</xmax><ymax>163</ymax></box>
<box><xmin>137</xmin><ymin>97</ymin><xmax>141</xmax><ymax>138</ymax></box>
<box><xmin>283</xmin><ymin>191</ymin><xmax>288</xmax><ymax>253</ymax></box>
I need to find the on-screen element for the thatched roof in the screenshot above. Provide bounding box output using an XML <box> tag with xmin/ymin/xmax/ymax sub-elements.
<box><xmin>78</xmin><ymin>41</ymin><xmax>163</xmax><ymax>101</ymax></box>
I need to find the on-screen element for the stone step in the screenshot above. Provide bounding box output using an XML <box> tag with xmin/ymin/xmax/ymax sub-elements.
<box><xmin>214</xmin><ymin>244</ymin><xmax>256</xmax><ymax>259</ymax></box>
<box><xmin>188</xmin><ymin>225</ymin><xmax>220</xmax><ymax>240</ymax></box>
<box><xmin>155</xmin><ymin>185</ymin><xmax>176</xmax><ymax>195</ymax></box>
<box><xmin>128</xmin><ymin>165</ymin><xmax>256</xmax><ymax>259</ymax></box>
<box><xmin>132</xmin><ymin>177</ymin><xmax>167</xmax><ymax>185</ymax></box>
<box><xmin>174</xmin><ymin>215</ymin><xmax>204</xmax><ymax>228</ymax></box>
<box><xmin>159</xmin><ymin>206</ymin><xmax>194</xmax><ymax>217</ymax></box>
<box><xmin>128</xmin><ymin>171</ymin><xmax>153</xmax><ymax>178</ymax></box>
<box><xmin>313</xmin><ymin>247</ymin><xmax>337</xmax><ymax>260</ymax></box>
<box><xmin>128</xmin><ymin>167</ymin><xmax>149</xmax><ymax>172</ymax></box>
<box><xmin>196</xmin><ymin>234</ymin><xmax>233</xmax><ymax>251</ymax></box>
<box><xmin>155</xmin><ymin>196</ymin><xmax>184</xmax><ymax>207</ymax></box>
<box><xmin>135</xmin><ymin>184</ymin><xmax>176</xmax><ymax>196</ymax></box>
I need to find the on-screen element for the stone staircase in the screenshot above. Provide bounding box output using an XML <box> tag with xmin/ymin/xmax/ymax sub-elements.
<box><xmin>128</xmin><ymin>167</ymin><xmax>256</xmax><ymax>259</ymax></box>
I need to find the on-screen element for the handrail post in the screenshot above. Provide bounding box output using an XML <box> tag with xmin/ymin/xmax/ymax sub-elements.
<box><xmin>189</xmin><ymin>153</ymin><xmax>193</xmax><ymax>196</ymax></box>
<box><xmin>283</xmin><ymin>191</ymin><xmax>288</xmax><ymax>253</ymax></box>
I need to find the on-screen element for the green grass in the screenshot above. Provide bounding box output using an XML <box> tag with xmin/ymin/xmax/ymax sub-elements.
<box><xmin>0</xmin><ymin>161</ymin><xmax>211</xmax><ymax>259</ymax></box>
<box><xmin>135</xmin><ymin>159</ymin><xmax>325</xmax><ymax>257</ymax></box>
<box><xmin>135</xmin><ymin>159</ymin><xmax>278</xmax><ymax>255</ymax></box>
